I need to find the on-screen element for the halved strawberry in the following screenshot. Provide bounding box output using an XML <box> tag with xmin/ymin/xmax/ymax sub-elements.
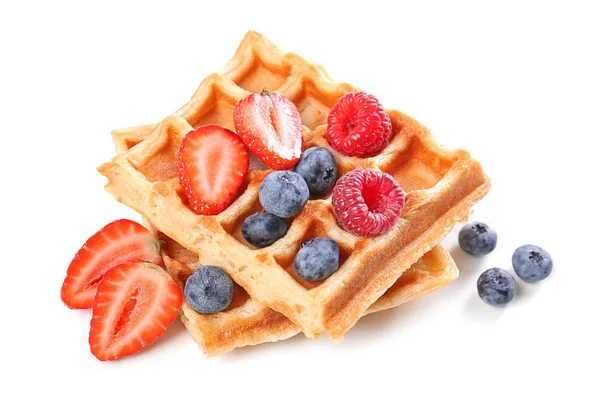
<box><xmin>233</xmin><ymin>88</ymin><xmax>302</xmax><ymax>170</ymax></box>
<box><xmin>89</xmin><ymin>262</ymin><xmax>183</xmax><ymax>361</ymax></box>
<box><xmin>176</xmin><ymin>126</ymin><xmax>249</xmax><ymax>215</ymax></box>
<box><xmin>61</xmin><ymin>219</ymin><xmax>162</xmax><ymax>309</ymax></box>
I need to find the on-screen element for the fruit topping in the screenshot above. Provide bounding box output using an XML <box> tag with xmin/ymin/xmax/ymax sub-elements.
<box><xmin>458</xmin><ymin>222</ymin><xmax>498</xmax><ymax>256</ymax></box>
<box><xmin>89</xmin><ymin>262</ymin><xmax>183</xmax><ymax>361</ymax></box>
<box><xmin>177</xmin><ymin>125</ymin><xmax>249</xmax><ymax>215</ymax></box>
<box><xmin>477</xmin><ymin>268</ymin><xmax>517</xmax><ymax>306</ymax></box>
<box><xmin>293</xmin><ymin>237</ymin><xmax>340</xmax><ymax>281</ymax></box>
<box><xmin>242</xmin><ymin>212</ymin><xmax>288</xmax><ymax>248</ymax></box>
<box><xmin>233</xmin><ymin>88</ymin><xmax>302</xmax><ymax>169</ymax></box>
<box><xmin>512</xmin><ymin>245</ymin><xmax>553</xmax><ymax>282</ymax></box>
<box><xmin>61</xmin><ymin>219</ymin><xmax>162</xmax><ymax>309</ymax></box>
<box><xmin>259</xmin><ymin>170</ymin><xmax>309</xmax><ymax>218</ymax></box>
<box><xmin>184</xmin><ymin>265</ymin><xmax>234</xmax><ymax>314</ymax></box>
<box><xmin>326</xmin><ymin>91</ymin><xmax>392</xmax><ymax>157</ymax></box>
<box><xmin>332</xmin><ymin>169</ymin><xmax>404</xmax><ymax>237</ymax></box>
<box><xmin>293</xmin><ymin>146</ymin><xmax>338</xmax><ymax>196</ymax></box>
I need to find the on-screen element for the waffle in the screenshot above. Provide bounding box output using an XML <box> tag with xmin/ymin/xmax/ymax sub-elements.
<box><xmin>117</xmin><ymin>126</ymin><xmax>460</xmax><ymax>356</ymax></box>
<box><xmin>159</xmin><ymin>231</ymin><xmax>457</xmax><ymax>356</ymax></box>
<box><xmin>116</xmin><ymin>122</ymin><xmax>458</xmax><ymax>356</ymax></box>
<box><xmin>99</xmin><ymin>31</ymin><xmax>490</xmax><ymax>341</ymax></box>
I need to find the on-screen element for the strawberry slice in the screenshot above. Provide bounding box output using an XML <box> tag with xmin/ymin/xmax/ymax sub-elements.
<box><xmin>233</xmin><ymin>88</ymin><xmax>302</xmax><ymax>170</ymax></box>
<box><xmin>89</xmin><ymin>262</ymin><xmax>183</xmax><ymax>361</ymax></box>
<box><xmin>61</xmin><ymin>219</ymin><xmax>162</xmax><ymax>309</ymax></box>
<box><xmin>176</xmin><ymin>126</ymin><xmax>249</xmax><ymax>215</ymax></box>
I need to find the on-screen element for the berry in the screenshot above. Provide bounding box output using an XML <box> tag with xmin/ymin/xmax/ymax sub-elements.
<box><xmin>184</xmin><ymin>266</ymin><xmax>234</xmax><ymax>314</ymax></box>
<box><xmin>61</xmin><ymin>219</ymin><xmax>162</xmax><ymax>309</ymax></box>
<box><xmin>512</xmin><ymin>245</ymin><xmax>553</xmax><ymax>282</ymax></box>
<box><xmin>89</xmin><ymin>262</ymin><xmax>183</xmax><ymax>361</ymax></box>
<box><xmin>177</xmin><ymin>125</ymin><xmax>249</xmax><ymax>215</ymax></box>
<box><xmin>259</xmin><ymin>170</ymin><xmax>309</xmax><ymax>218</ymax></box>
<box><xmin>233</xmin><ymin>88</ymin><xmax>302</xmax><ymax>169</ymax></box>
<box><xmin>477</xmin><ymin>268</ymin><xmax>517</xmax><ymax>306</ymax></box>
<box><xmin>332</xmin><ymin>169</ymin><xmax>404</xmax><ymax>237</ymax></box>
<box><xmin>293</xmin><ymin>237</ymin><xmax>340</xmax><ymax>281</ymax></box>
<box><xmin>458</xmin><ymin>222</ymin><xmax>497</xmax><ymax>256</ymax></box>
<box><xmin>293</xmin><ymin>146</ymin><xmax>338</xmax><ymax>196</ymax></box>
<box><xmin>242</xmin><ymin>212</ymin><xmax>288</xmax><ymax>248</ymax></box>
<box><xmin>326</xmin><ymin>91</ymin><xmax>392</xmax><ymax>157</ymax></box>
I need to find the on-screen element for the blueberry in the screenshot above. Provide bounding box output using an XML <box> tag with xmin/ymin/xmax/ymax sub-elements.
<box><xmin>512</xmin><ymin>245</ymin><xmax>553</xmax><ymax>282</ymax></box>
<box><xmin>458</xmin><ymin>222</ymin><xmax>497</xmax><ymax>256</ymax></box>
<box><xmin>184</xmin><ymin>265</ymin><xmax>234</xmax><ymax>314</ymax></box>
<box><xmin>242</xmin><ymin>212</ymin><xmax>288</xmax><ymax>248</ymax></box>
<box><xmin>293</xmin><ymin>146</ymin><xmax>338</xmax><ymax>196</ymax></box>
<box><xmin>293</xmin><ymin>237</ymin><xmax>340</xmax><ymax>281</ymax></box>
<box><xmin>259</xmin><ymin>170</ymin><xmax>309</xmax><ymax>218</ymax></box>
<box><xmin>477</xmin><ymin>268</ymin><xmax>517</xmax><ymax>306</ymax></box>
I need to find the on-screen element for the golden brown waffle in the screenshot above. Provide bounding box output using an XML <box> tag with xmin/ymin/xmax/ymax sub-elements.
<box><xmin>115</xmin><ymin>122</ymin><xmax>458</xmax><ymax>356</ymax></box>
<box><xmin>118</xmin><ymin>129</ymin><xmax>459</xmax><ymax>356</ymax></box>
<box><xmin>159</xmin><ymin>232</ymin><xmax>457</xmax><ymax>356</ymax></box>
<box><xmin>99</xmin><ymin>31</ymin><xmax>490</xmax><ymax>341</ymax></box>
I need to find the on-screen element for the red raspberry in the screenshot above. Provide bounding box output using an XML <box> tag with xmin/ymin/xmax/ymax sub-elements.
<box><xmin>332</xmin><ymin>169</ymin><xmax>404</xmax><ymax>237</ymax></box>
<box><xmin>326</xmin><ymin>91</ymin><xmax>392</xmax><ymax>157</ymax></box>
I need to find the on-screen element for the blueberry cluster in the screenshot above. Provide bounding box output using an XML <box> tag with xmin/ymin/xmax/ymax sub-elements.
<box><xmin>243</xmin><ymin>146</ymin><xmax>338</xmax><ymax>249</ymax></box>
<box><xmin>458</xmin><ymin>222</ymin><xmax>553</xmax><ymax>306</ymax></box>
<box><xmin>240</xmin><ymin>146</ymin><xmax>342</xmax><ymax>281</ymax></box>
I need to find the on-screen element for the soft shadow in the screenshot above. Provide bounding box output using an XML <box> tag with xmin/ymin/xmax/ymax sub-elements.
<box><xmin>136</xmin><ymin>317</ymin><xmax>191</xmax><ymax>355</ymax></box>
<box><xmin>342</xmin><ymin>299</ymin><xmax>429</xmax><ymax>345</ymax></box>
<box><xmin>218</xmin><ymin>331</ymin><xmax>312</xmax><ymax>362</ymax></box>
<box><xmin>448</xmin><ymin>244</ymin><xmax>486</xmax><ymax>293</ymax></box>
<box><xmin>510</xmin><ymin>266</ymin><xmax>544</xmax><ymax>305</ymax></box>
<box><xmin>464</xmin><ymin>293</ymin><xmax>506</xmax><ymax>322</ymax></box>
<box><xmin>72</xmin><ymin>308</ymin><xmax>92</xmax><ymax>319</ymax></box>
<box><xmin>216</xmin><ymin>303</ymin><xmax>423</xmax><ymax>360</ymax></box>
<box><xmin>148</xmin><ymin>317</ymin><xmax>189</xmax><ymax>350</ymax></box>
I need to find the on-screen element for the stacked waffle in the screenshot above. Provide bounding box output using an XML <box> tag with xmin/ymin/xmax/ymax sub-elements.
<box><xmin>99</xmin><ymin>31</ymin><xmax>490</xmax><ymax>356</ymax></box>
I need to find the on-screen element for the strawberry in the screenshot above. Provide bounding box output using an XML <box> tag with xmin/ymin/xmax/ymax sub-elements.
<box><xmin>233</xmin><ymin>88</ymin><xmax>302</xmax><ymax>170</ymax></box>
<box><xmin>89</xmin><ymin>262</ymin><xmax>183</xmax><ymax>361</ymax></box>
<box><xmin>176</xmin><ymin>126</ymin><xmax>249</xmax><ymax>215</ymax></box>
<box><xmin>61</xmin><ymin>219</ymin><xmax>162</xmax><ymax>309</ymax></box>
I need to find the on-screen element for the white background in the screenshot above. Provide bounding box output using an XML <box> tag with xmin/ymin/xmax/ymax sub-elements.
<box><xmin>1</xmin><ymin>1</ymin><xmax>599</xmax><ymax>415</ymax></box>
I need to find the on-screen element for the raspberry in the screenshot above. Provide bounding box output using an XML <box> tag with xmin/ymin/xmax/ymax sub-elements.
<box><xmin>332</xmin><ymin>169</ymin><xmax>404</xmax><ymax>237</ymax></box>
<box><xmin>326</xmin><ymin>91</ymin><xmax>392</xmax><ymax>157</ymax></box>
